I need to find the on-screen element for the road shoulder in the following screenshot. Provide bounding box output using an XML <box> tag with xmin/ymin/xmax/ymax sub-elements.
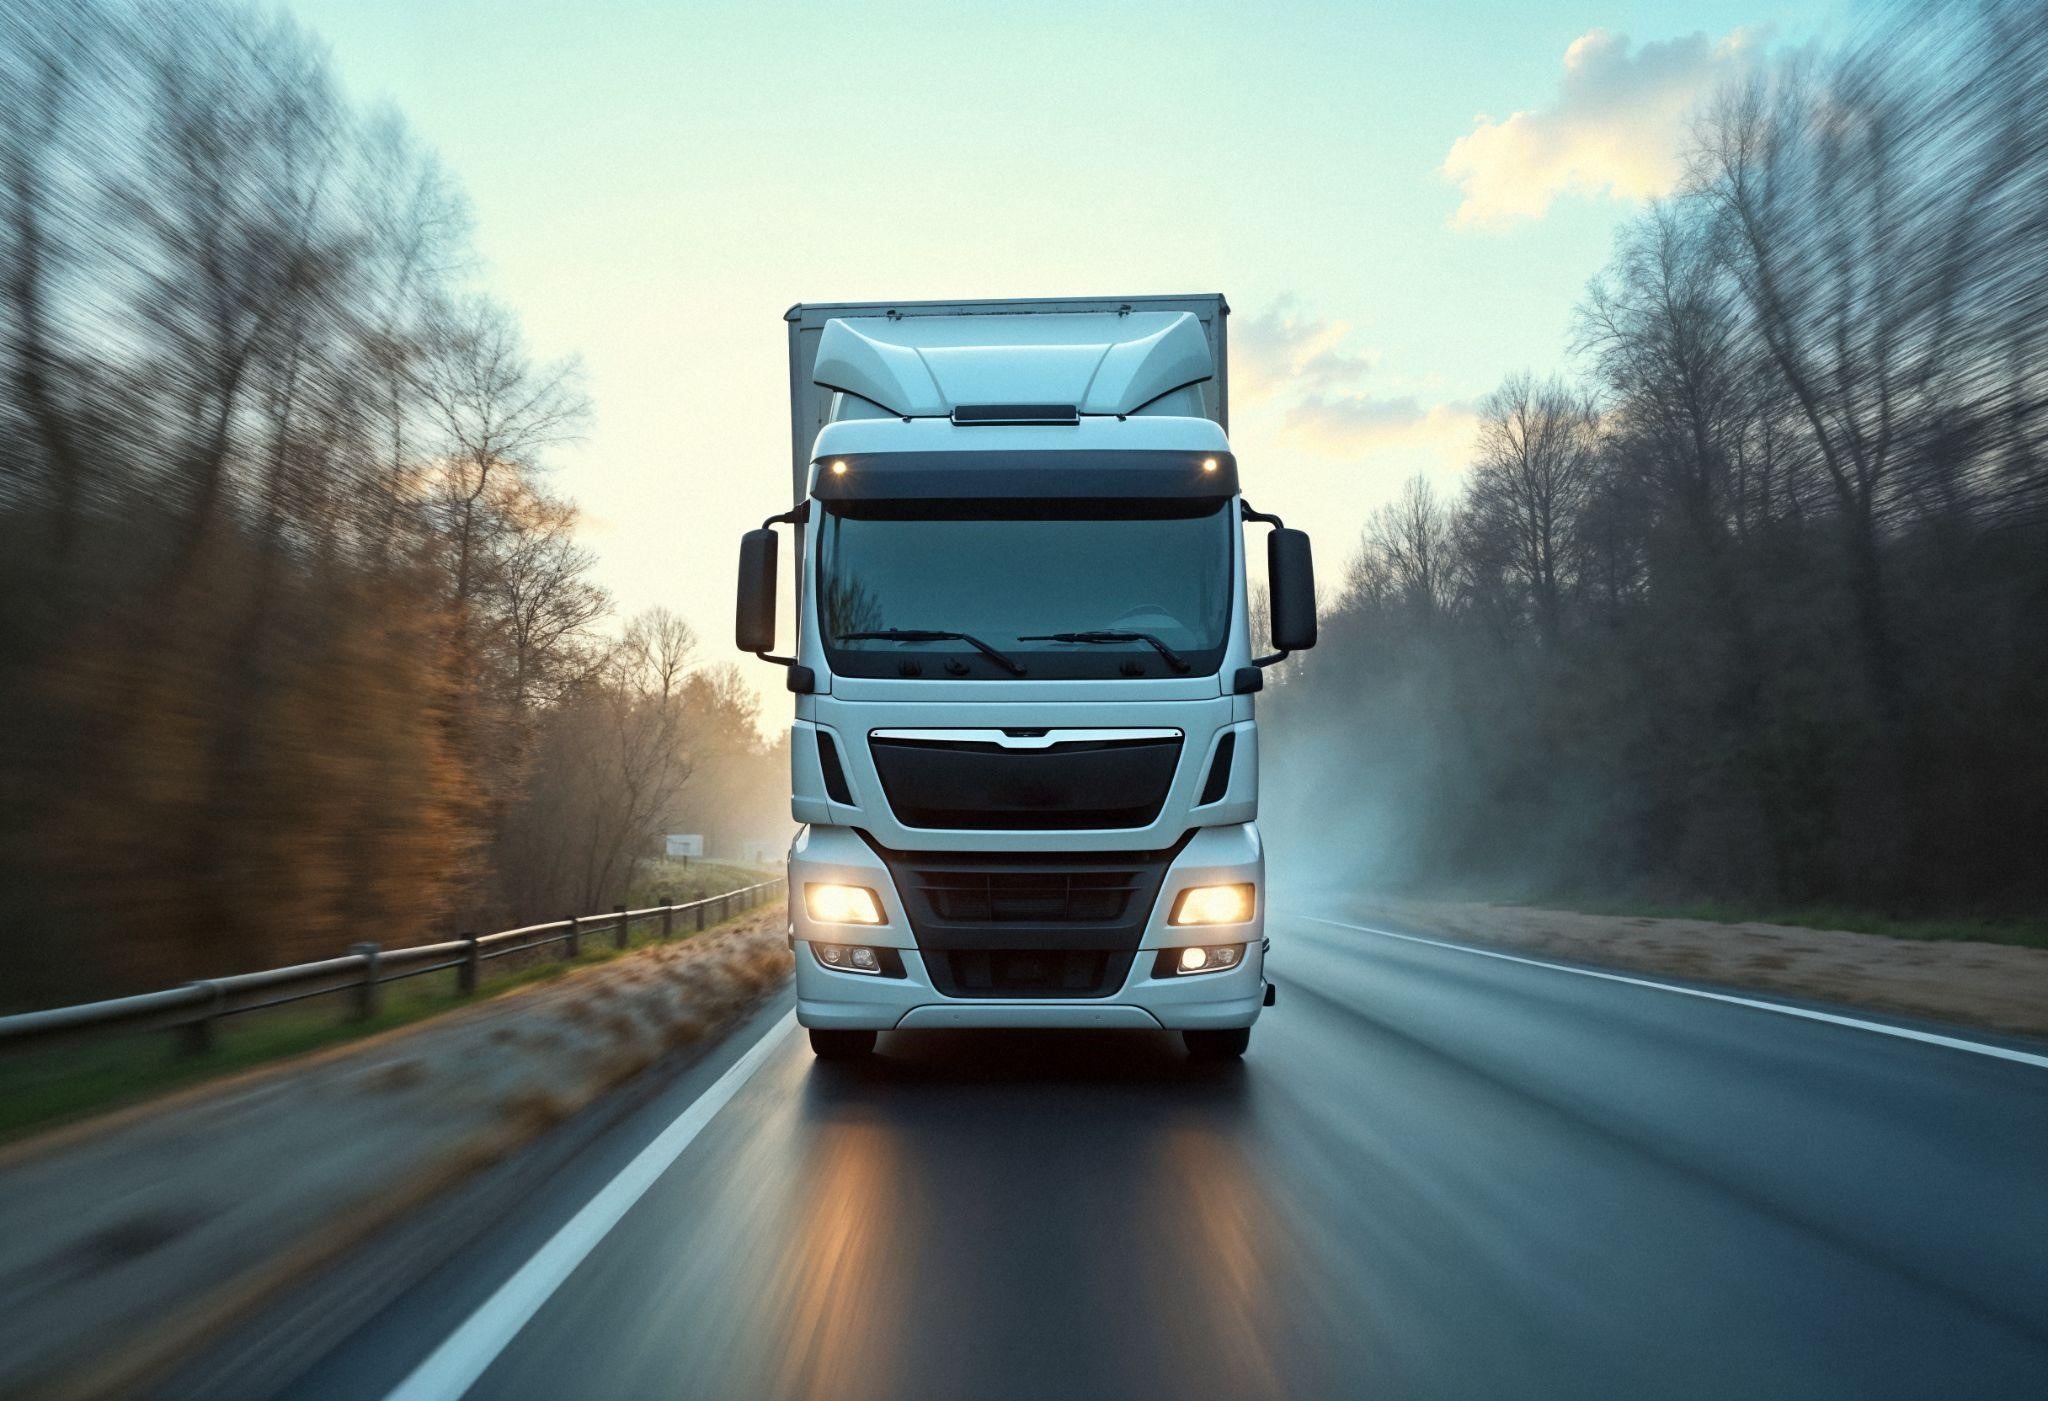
<box><xmin>1322</xmin><ymin>896</ymin><xmax>2048</xmax><ymax>1040</ymax></box>
<box><xmin>0</xmin><ymin>913</ymin><xmax>791</xmax><ymax>1401</ymax></box>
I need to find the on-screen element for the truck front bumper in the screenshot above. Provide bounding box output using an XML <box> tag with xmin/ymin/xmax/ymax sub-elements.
<box><xmin>788</xmin><ymin>822</ymin><xmax>1266</xmax><ymax>1032</ymax></box>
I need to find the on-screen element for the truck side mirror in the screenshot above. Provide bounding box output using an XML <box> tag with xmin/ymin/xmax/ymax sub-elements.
<box><xmin>735</xmin><ymin>528</ymin><xmax>778</xmax><ymax>654</ymax></box>
<box><xmin>1267</xmin><ymin>527</ymin><xmax>1317</xmax><ymax>654</ymax></box>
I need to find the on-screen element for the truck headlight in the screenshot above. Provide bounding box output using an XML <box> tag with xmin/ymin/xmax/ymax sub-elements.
<box><xmin>805</xmin><ymin>883</ymin><xmax>885</xmax><ymax>925</ymax></box>
<box><xmin>1168</xmin><ymin>883</ymin><xmax>1255</xmax><ymax>926</ymax></box>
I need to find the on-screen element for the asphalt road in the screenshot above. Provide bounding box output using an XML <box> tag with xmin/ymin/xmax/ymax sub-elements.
<box><xmin>178</xmin><ymin>908</ymin><xmax>2048</xmax><ymax>1401</ymax></box>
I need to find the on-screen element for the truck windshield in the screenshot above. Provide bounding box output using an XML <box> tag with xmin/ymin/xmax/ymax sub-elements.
<box><xmin>817</xmin><ymin>499</ymin><xmax>1233</xmax><ymax>679</ymax></box>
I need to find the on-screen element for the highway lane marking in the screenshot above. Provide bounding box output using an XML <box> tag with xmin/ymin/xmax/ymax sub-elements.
<box><xmin>380</xmin><ymin>1010</ymin><xmax>799</xmax><ymax>1401</ymax></box>
<box><xmin>1300</xmin><ymin>917</ymin><xmax>2048</xmax><ymax>1072</ymax></box>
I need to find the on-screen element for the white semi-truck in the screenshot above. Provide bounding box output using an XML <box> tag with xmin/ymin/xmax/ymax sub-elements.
<box><xmin>736</xmin><ymin>294</ymin><xmax>1316</xmax><ymax>1060</ymax></box>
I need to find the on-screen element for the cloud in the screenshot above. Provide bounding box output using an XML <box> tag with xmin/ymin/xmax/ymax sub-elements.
<box><xmin>1233</xmin><ymin>297</ymin><xmax>1477</xmax><ymax>462</ymax></box>
<box><xmin>1441</xmin><ymin>27</ymin><xmax>1767</xmax><ymax>228</ymax></box>
<box><xmin>1233</xmin><ymin>298</ymin><xmax>1374</xmax><ymax>406</ymax></box>
<box><xmin>1284</xmin><ymin>393</ymin><xmax>1479</xmax><ymax>460</ymax></box>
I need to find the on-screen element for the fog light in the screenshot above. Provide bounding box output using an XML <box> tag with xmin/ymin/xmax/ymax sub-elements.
<box><xmin>1168</xmin><ymin>883</ymin><xmax>1256</xmax><ymax>926</ymax></box>
<box><xmin>811</xmin><ymin>942</ymin><xmax>891</xmax><ymax>976</ymax></box>
<box><xmin>805</xmin><ymin>883</ymin><xmax>884</xmax><ymax>925</ymax></box>
<box><xmin>1159</xmin><ymin>943</ymin><xmax>1247</xmax><ymax>976</ymax></box>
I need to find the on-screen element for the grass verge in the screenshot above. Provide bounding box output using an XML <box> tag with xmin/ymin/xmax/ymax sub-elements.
<box><xmin>1507</xmin><ymin>895</ymin><xmax>2048</xmax><ymax>952</ymax></box>
<box><xmin>630</xmin><ymin>860</ymin><xmax>777</xmax><ymax>906</ymax></box>
<box><xmin>0</xmin><ymin>897</ymin><xmax>776</xmax><ymax>1145</ymax></box>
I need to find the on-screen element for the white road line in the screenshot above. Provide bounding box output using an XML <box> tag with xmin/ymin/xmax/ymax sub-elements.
<box><xmin>1300</xmin><ymin>916</ymin><xmax>2048</xmax><ymax>1071</ymax></box>
<box><xmin>382</xmin><ymin>1010</ymin><xmax>799</xmax><ymax>1401</ymax></box>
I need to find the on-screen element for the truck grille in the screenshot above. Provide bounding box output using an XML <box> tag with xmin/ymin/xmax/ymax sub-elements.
<box><xmin>917</xmin><ymin>868</ymin><xmax>1142</xmax><ymax>923</ymax></box>
<box><xmin>867</xmin><ymin>732</ymin><xmax>1182</xmax><ymax>831</ymax></box>
<box><xmin>862</xmin><ymin>835</ymin><xmax>1191</xmax><ymax>999</ymax></box>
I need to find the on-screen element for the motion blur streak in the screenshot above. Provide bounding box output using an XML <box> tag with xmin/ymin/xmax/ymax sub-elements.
<box><xmin>753</xmin><ymin>1113</ymin><xmax>910</xmax><ymax>1401</ymax></box>
<box><xmin>1266</xmin><ymin>0</ymin><xmax>2048</xmax><ymax>925</ymax></box>
<box><xmin>236</xmin><ymin>909</ymin><xmax>2046</xmax><ymax>1401</ymax></box>
<box><xmin>1140</xmin><ymin>1127</ymin><xmax>1293</xmax><ymax>1397</ymax></box>
<box><xmin>0</xmin><ymin>0</ymin><xmax>783</xmax><ymax>1014</ymax></box>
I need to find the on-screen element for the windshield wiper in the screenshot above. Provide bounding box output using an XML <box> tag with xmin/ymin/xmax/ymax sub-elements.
<box><xmin>1018</xmin><ymin>630</ymin><xmax>1192</xmax><ymax>674</ymax></box>
<box><xmin>837</xmin><ymin>629</ymin><xmax>1028</xmax><ymax>677</ymax></box>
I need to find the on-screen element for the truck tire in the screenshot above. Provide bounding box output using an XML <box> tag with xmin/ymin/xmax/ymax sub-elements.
<box><xmin>1182</xmin><ymin>1027</ymin><xmax>1250</xmax><ymax>1060</ymax></box>
<box><xmin>809</xmin><ymin>1028</ymin><xmax>876</xmax><ymax>1060</ymax></box>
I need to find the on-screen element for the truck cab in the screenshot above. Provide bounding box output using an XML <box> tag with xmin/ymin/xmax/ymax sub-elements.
<box><xmin>736</xmin><ymin>295</ymin><xmax>1315</xmax><ymax>1060</ymax></box>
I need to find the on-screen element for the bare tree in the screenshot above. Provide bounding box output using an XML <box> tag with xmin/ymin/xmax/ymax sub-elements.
<box><xmin>418</xmin><ymin>298</ymin><xmax>588</xmax><ymax>607</ymax></box>
<box><xmin>0</xmin><ymin>0</ymin><xmax>615</xmax><ymax>994</ymax></box>
<box><xmin>1464</xmin><ymin>374</ymin><xmax>1599</xmax><ymax>641</ymax></box>
<box><xmin>490</xmin><ymin>483</ymin><xmax>609</xmax><ymax>711</ymax></box>
<box><xmin>1358</xmin><ymin>476</ymin><xmax>1457</xmax><ymax>621</ymax></box>
<box><xmin>1270</xmin><ymin>0</ymin><xmax>2048</xmax><ymax>915</ymax></box>
<box><xmin>621</xmin><ymin>607</ymin><xmax>698</xmax><ymax>702</ymax></box>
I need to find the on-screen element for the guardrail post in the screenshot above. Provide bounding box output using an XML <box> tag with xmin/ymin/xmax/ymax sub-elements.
<box><xmin>350</xmin><ymin>943</ymin><xmax>382</xmax><ymax>1021</ymax></box>
<box><xmin>178</xmin><ymin>981</ymin><xmax>222</xmax><ymax>1056</ymax></box>
<box><xmin>567</xmin><ymin>915</ymin><xmax>581</xmax><ymax>959</ymax></box>
<box><xmin>614</xmin><ymin>903</ymin><xmax>629</xmax><ymax>951</ymax></box>
<box><xmin>694</xmin><ymin>901</ymin><xmax>706</xmax><ymax>933</ymax></box>
<box><xmin>458</xmin><ymin>934</ymin><xmax>480</xmax><ymax>995</ymax></box>
<box><xmin>660</xmin><ymin>894</ymin><xmax>673</xmax><ymax>940</ymax></box>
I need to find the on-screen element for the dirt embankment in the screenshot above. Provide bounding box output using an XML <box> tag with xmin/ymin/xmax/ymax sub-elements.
<box><xmin>1336</xmin><ymin>897</ymin><xmax>2048</xmax><ymax>1040</ymax></box>
<box><xmin>0</xmin><ymin>912</ymin><xmax>792</xmax><ymax>1401</ymax></box>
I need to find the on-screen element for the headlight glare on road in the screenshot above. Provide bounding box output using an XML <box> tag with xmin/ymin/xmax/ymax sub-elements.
<box><xmin>1160</xmin><ymin>943</ymin><xmax>1245</xmax><ymax>976</ymax></box>
<box><xmin>1168</xmin><ymin>883</ymin><xmax>1256</xmax><ymax>926</ymax></box>
<box><xmin>804</xmin><ymin>882</ymin><xmax>884</xmax><ymax>925</ymax></box>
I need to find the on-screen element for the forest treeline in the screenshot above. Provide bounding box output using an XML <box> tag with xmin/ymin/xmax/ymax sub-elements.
<box><xmin>1270</xmin><ymin>1</ymin><xmax>2047</xmax><ymax>918</ymax></box>
<box><xmin>0</xmin><ymin>0</ymin><xmax>783</xmax><ymax>1007</ymax></box>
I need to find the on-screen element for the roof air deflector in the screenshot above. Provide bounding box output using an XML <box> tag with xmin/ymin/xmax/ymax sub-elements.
<box><xmin>811</xmin><ymin>311</ymin><xmax>1214</xmax><ymax>419</ymax></box>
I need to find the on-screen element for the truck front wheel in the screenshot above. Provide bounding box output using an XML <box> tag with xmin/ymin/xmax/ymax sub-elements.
<box><xmin>1182</xmin><ymin>1027</ymin><xmax>1250</xmax><ymax>1060</ymax></box>
<box><xmin>809</xmin><ymin>1028</ymin><xmax>876</xmax><ymax>1060</ymax></box>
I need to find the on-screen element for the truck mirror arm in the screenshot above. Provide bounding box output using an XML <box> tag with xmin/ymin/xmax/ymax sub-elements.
<box><xmin>1240</xmin><ymin>501</ymin><xmax>1289</xmax><ymax>665</ymax></box>
<box><xmin>738</xmin><ymin>503</ymin><xmax>815</xmax><ymax>693</ymax></box>
<box><xmin>1241</xmin><ymin>500</ymin><xmax>1291</xmax><ymax>666</ymax></box>
<box><xmin>1240</xmin><ymin>499</ymin><xmax>1316</xmax><ymax>668</ymax></box>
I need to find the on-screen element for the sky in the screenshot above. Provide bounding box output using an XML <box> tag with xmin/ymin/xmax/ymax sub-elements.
<box><xmin>286</xmin><ymin>0</ymin><xmax>1842</xmax><ymax>707</ymax></box>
